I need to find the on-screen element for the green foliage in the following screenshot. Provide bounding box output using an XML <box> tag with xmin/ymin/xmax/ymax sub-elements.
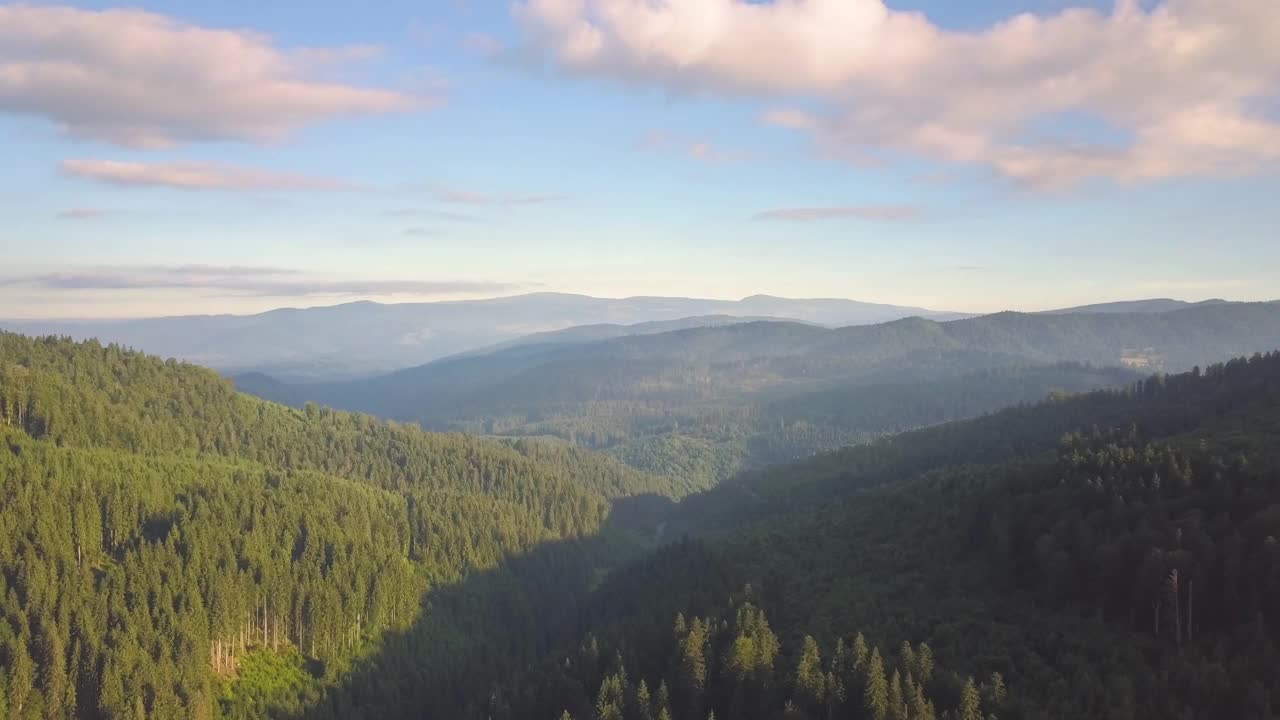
<box><xmin>0</xmin><ymin>332</ymin><xmax>649</xmax><ymax>718</ymax></box>
<box><xmin>493</xmin><ymin>594</ymin><xmax>964</xmax><ymax>720</ymax></box>
<box><xmin>219</xmin><ymin>647</ymin><xmax>316</xmax><ymax>719</ymax></box>
<box><xmin>7</xmin><ymin>329</ymin><xmax>1280</xmax><ymax>720</ymax></box>
<box><xmin>244</xmin><ymin>303</ymin><xmax>1280</xmax><ymax>487</ymax></box>
<box><xmin>482</xmin><ymin>351</ymin><xmax>1280</xmax><ymax>720</ymax></box>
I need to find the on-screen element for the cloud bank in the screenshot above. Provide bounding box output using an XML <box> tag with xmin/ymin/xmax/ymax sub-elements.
<box><xmin>0</xmin><ymin>5</ymin><xmax>421</xmax><ymax>147</ymax></box>
<box><xmin>518</xmin><ymin>0</ymin><xmax>1280</xmax><ymax>186</ymax></box>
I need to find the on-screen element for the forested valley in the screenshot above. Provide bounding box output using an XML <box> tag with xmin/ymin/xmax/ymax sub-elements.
<box><xmin>238</xmin><ymin>302</ymin><xmax>1280</xmax><ymax>488</ymax></box>
<box><xmin>2</xmin><ymin>325</ymin><xmax>1280</xmax><ymax>719</ymax></box>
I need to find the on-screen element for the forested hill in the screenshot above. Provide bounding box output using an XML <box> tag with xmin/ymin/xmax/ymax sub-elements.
<box><xmin>4</xmin><ymin>330</ymin><xmax>1280</xmax><ymax>720</ymax></box>
<box><xmin>0</xmin><ymin>331</ymin><xmax>678</xmax><ymax>719</ymax></box>
<box><xmin>1</xmin><ymin>293</ymin><xmax>965</xmax><ymax>382</ymax></box>
<box><xmin>240</xmin><ymin>301</ymin><xmax>1280</xmax><ymax>487</ymax></box>
<box><xmin>460</xmin><ymin>352</ymin><xmax>1280</xmax><ymax>720</ymax></box>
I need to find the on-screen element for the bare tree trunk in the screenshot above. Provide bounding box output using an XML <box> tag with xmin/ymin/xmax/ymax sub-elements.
<box><xmin>1188</xmin><ymin>579</ymin><xmax>1194</xmax><ymax>641</ymax></box>
<box><xmin>1171</xmin><ymin>569</ymin><xmax>1182</xmax><ymax>648</ymax></box>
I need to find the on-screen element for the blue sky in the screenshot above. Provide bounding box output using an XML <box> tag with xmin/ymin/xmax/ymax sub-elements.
<box><xmin>1</xmin><ymin>0</ymin><xmax>1277</xmax><ymax>318</ymax></box>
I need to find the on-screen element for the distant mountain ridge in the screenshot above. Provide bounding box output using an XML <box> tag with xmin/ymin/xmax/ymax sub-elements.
<box><xmin>0</xmin><ymin>292</ymin><xmax>965</xmax><ymax>381</ymax></box>
<box><xmin>1039</xmin><ymin>298</ymin><xmax>1231</xmax><ymax>315</ymax></box>
<box><xmin>238</xmin><ymin>301</ymin><xmax>1280</xmax><ymax>486</ymax></box>
<box><xmin>6</xmin><ymin>293</ymin><xmax>1268</xmax><ymax>382</ymax></box>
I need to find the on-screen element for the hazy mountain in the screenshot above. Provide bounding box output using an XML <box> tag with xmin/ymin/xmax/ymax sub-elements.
<box><xmin>241</xmin><ymin>302</ymin><xmax>1280</xmax><ymax>484</ymax></box>
<box><xmin>1041</xmin><ymin>297</ymin><xmax>1233</xmax><ymax>314</ymax></box>
<box><xmin>1</xmin><ymin>292</ymin><xmax>963</xmax><ymax>382</ymax></box>
<box><xmin>248</xmin><ymin>301</ymin><xmax>1280</xmax><ymax>416</ymax></box>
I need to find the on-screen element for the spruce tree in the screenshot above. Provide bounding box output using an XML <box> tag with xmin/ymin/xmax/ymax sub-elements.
<box><xmin>794</xmin><ymin>635</ymin><xmax>825</xmax><ymax>712</ymax></box>
<box><xmin>852</xmin><ymin>633</ymin><xmax>870</xmax><ymax>670</ymax></box>
<box><xmin>863</xmin><ymin>647</ymin><xmax>889</xmax><ymax>720</ymax></box>
<box><xmin>913</xmin><ymin>643</ymin><xmax>934</xmax><ymax>685</ymax></box>
<box><xmin>888</xmin><ymin>669</ymin><xmax>905</xmax><ymax>720</ymax></box>
<box><xmin>636</xmin><ymin>678</ymin><xmax>653</xmax><ymax>720</ymax></box>
<box><xmin>958</xmin><ymin>677</ymin><xmax>982</xmax><ymax>720</ymax></box>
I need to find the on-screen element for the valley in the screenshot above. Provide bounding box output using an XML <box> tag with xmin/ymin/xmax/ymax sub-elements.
<box><xmin>2</xmin><ymin>299</ymin><xmax>1279</xmax><ymax>719</ymax></box>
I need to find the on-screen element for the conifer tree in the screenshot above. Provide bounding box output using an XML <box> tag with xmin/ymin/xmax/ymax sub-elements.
<box><xmin>794</xmin><ymin>635</ymin><xmax>825</xmax><ymax>712</ymax></box>
<box><xmin>888</xmin><ymin>669</ymin><xmax>905</xmax><ymax>720</ymax></box>
<box><xmin>636</xmin><ymin>678</ymin><xmax>653</xmax><ymax>720</ymax></box>
<box><xmin>958</xmin><ymin>677</ymin><xmax>982</xmax><ymax>720</ymax></box>
<box><xmin>852</xmin><ymin>633</ymin><xmax>870</xmax><ymax>671</ymax></box>
<box><xmin>863</xmin><ymin>647</ymin><xmax>889</xmax><ymax>720</ymax></box>
<box><xmin>913</xmin><ymin>643</ymin><xmax>934</xmax><ymax>685</ymax></box>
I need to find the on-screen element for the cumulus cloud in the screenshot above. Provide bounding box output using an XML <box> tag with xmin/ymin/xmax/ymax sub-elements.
<box><xmin>518</xmin><ymin>0</ymin><xmax>1280</xmax><ymax>186</ymax></box>
<box><xmin>753</xmin><ymin>205</ymin><xmax>922</xmax><ymax>222</ymax></box>
<box><xmin>62</xmin><ymin>159</ymin><xmax>358</xmax><ymax>191</ymax></box>
<box><xmin>0</xmin><ymin>5</ymin><xmax>422</xmax><ymax>147</ymax></box>
<box><xmin>0</xmin><ymin>265</ymin><xmax>524</xmax><ymax>297</ymax></box>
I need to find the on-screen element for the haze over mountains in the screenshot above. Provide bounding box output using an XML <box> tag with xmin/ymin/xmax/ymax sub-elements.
<box><xmin>0</xmin><ymin>293</ymin><xmax>968</xmax><ymax>382</ymax></box>
<box><xmin>237</xmin><ymin>301</ymin><xmax>1280</xmax><ymax>486</ymax></box>
<box><xmin>3</xmin><ymin>293</ymin><xmax>1263</xmax><ymax>383</ymax></box>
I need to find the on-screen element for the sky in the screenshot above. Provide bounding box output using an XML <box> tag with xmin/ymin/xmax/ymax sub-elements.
<box><xmin>1</xmin><ymin>0</ymin><xmax>1278</xmax><ymax>318</ymax></box>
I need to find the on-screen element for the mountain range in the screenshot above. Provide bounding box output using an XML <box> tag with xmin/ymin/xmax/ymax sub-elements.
<box><xmin>237</xmin><ymin>301</ymin><xmax>1280</xmax><ymax>486</ymax></box>
<box><xmin>6</xmin><ymin>328</ymin><xmax>1278</xmax><ymax>719</ymax></box>
<box><xmin>0</xmin><ymin>293</ymin><xmax>968</xmax><ymax>382</ymax></box>
<box><xmin>5</xmin><ymin>293</ymin><xmax>1264</xmax><ymax>383</ymax></box>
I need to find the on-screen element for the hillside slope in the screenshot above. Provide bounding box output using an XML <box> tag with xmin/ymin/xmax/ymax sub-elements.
<box><xmin>453</xmin><ymin>352</ymin><xmax>1280</xmax><ymax>720</ymax></box>
<box><xmin>0</xmin><ymin>332</ymin><xmax>676</xmax><ymax>719</ymax></box>
<box><xmin>244</xmin><ymin>302</ymin><xmax>1280</xmax><ymax>485</ymax></box>
<box><xmin>3</xmin><ymin>293</ymin><xmax>963</xmax><ymax>382</ymax></box>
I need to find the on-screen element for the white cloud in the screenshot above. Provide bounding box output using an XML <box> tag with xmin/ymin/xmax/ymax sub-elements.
<box><xmin>62</xmin><ymin>159</ymin><xmax>358</xmax><ymax>191</ymax></box>
<box><xmin>0</xmin><ymin>5</ymin><xmax>423</xmax><ymax>147</ymax></box>
<box><xmin>518</xmin><ymin>0</ymin><xmax>1280</xmax><ymax>186</ymax></box>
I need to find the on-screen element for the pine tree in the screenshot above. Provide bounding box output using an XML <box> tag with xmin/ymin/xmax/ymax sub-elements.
<box><xmin>636</xmin><ymin>678</ymin><xmax>654</xmax><ymax>720</ymax></box>
<box><xmin>897</xmin><ymin>642</ymin><xmax>915</xmax><ymax>680</ymax></box>
<box><xmin>679</xmin><ymin>618</ymin><xmax>708</xmax><ymax>719</ymax></box>
<box><xmin>852</xmin><ymin>633</ymin><xmax>870</xmax><ymax>670</ymax></box>
<box><xmin>657</xmin><ymin>680</ymin><xmax>672</xmax><ymax>719</ymax></box>
<box><xmin>913</xmin><ymin>643</ymin><xmax>934</xmax><ymax>685</ymax></box>
<box><xmin>983</xmin><ymin>671</ymin><xmax>1007</xmax><ymax>711</ymax></box>
<box><xmin>863</xmin><ymin>647</ymin><xmax>889</xmax><ymax>720</ymax></box>
<box><xmin>958</xmin><ymin>677</ymin><xmax>982</xmax><ymax>720</ymax></box>
<box><xmin>794</xmin><ymin>635</ymin><xmax>826</xmax><ymax>712</ymax></box>
<box><xmin>888</xmin><ymin>669</ymin><xmax>906</xmax><ymax>720</ymax></box>
<box><xmin>910</xmin><ymin>685</ymin><xmax>936</xmax><ymax>720</ymax></box>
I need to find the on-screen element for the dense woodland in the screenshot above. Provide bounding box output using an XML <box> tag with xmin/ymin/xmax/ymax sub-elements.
<box><xmin>239</xmin><ymin>303</ymin><xmax>1280</xmax><ymax>486</ymax></box>
<box><xmin>0</xmin><ymin>332</ymin><xmax>673</xmax><ymax>718</ymax></box>
<box><xmin>2</xmin><ymin>329</ymin><xmax>1280</xmax><ymax>719</ymax></box>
